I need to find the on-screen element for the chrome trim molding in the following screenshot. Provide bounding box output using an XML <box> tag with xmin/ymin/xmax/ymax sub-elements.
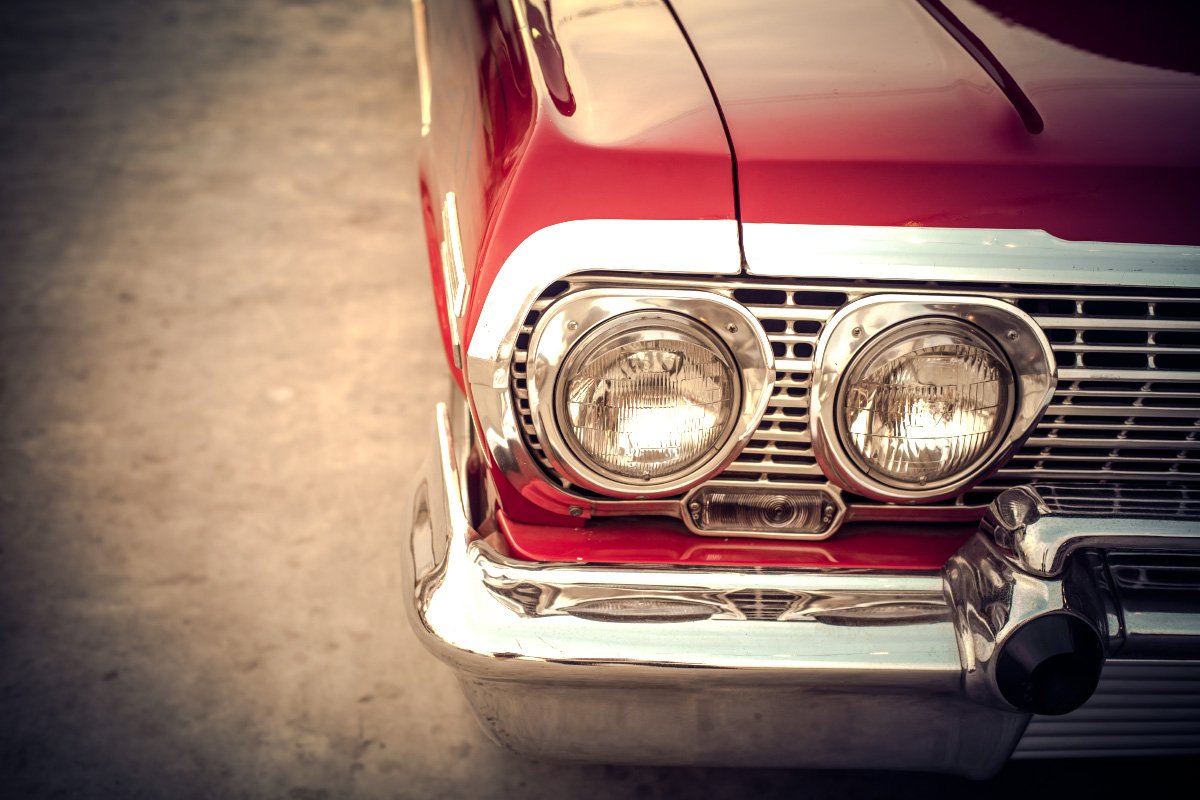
<box><xmin>465</xmin><ymin>220</ymin><xmax>740</xmax><ymax>518</ymax></box>
<box><xmin>983</xmin><ymin>484</ymin><xmax>1200</xmax><ymax>578</ymax></box>
<box><xmin>743</xmin><ymin>223</ymin><xmax>1200</xmax><ymax>288</ymax></box>
<box><xmin>467</xmin><ymin>220</ymin><xmax>741</xmax><ymax>383</ymax></box>
<box><xmin>438</xmin><ymin>192</ymin><xmax>467</xmax><ymax>368</ymax></box>
<box><xmin>410</xmin><ymin>0</ymin><xmax>432</xmax><ymax>137</ymax></box>
<box><xmin>526</xmin><ymin>289</ymin><xmax>773</xmax><ymax>497</ymax></box>
<box><xmin>811</xmin><ymin>294</ymin><xmax>1056</xmax><ymax>503</ymax></box>
<box><xmin>440</xmin><ymin>192</ymin><xmax>467</xmax><ymax>318</ymax></box>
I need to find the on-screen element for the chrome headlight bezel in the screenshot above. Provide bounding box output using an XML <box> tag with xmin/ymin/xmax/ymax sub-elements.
<box><xmin>810</xmin><ymin>294</ymin><xmax>1056</xmax><ymax>503</ymax></box>
<box><xmin>526</xmin><ymin>289</ymin><xmax>773</xmax><ymax>498</ymax></box>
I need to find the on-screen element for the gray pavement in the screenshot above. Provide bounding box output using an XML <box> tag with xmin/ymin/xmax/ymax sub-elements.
<box><xmin>0</xmin><ymin>1</ymin><xmax>1188</xmax><ymax>797</ymax></box>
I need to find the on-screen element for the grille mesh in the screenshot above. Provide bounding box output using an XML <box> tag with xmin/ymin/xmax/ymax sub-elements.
<box><xmin>1014</xmin><ymin>660</ymin><xmax>1200</xmax><ymax>758</ymax></box>
<box><xmin>512</xmin><ymin>275</ymin><xmax>1200</xmax><ymax>514</ymax></box>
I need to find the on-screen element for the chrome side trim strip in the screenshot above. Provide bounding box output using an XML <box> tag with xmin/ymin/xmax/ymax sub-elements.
<box><xmin>440</xmin><ymin>192</ymin><xmax>467</xmax><ymax>368</ymax></box>
<box><xmin>440</xmin><ymin>192</ymin><xmax>467</xmax><ymax>316</ymax></box>
<box><xmin>410</xmin><ymin>0</ymin><xmax>432</xmax><ymax>137</ymax></box>
<box><xmin>743</xmin><ymin>223</ymin><xmax>1200</xmax><ymax>287</ymax></box>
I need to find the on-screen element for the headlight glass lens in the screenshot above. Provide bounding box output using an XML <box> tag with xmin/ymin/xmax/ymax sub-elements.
<box><xmin>838</xmin><ymin>319</ymin><xmax>1013</xmax><ymax>488</ymax></box>
<box><xmin>558</xmin><ymin>314</ymin><xmax>738</xmax><ymax>483</ymax></box>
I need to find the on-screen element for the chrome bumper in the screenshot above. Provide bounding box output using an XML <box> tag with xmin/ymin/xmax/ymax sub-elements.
<box><xmin>402</xmin><ymin>396</ymin><xmax>1200</xmax><ymax>777</ymax></box>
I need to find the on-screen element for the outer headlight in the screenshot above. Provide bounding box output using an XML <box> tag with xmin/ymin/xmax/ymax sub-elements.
<box><xmin>526</xmin><ymin>289</ymin><xmax>774</xmax><ymax>499</ymax></box>
<box><xmin>838</xmin><ymin>319</ymin><xmax>1013</xmax><ymax>489</ymax></box>
<box><xmin>810</xmin><ymin>295</ymin><xmax>1056</xmax><ymax>503</ymax></box>
<box><xmin>558</xmin><ymin>313</ymin><xmax>739</xmax><ymax>483</ymax></box>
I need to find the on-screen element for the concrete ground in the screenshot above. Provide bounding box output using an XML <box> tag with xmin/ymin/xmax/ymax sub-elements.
<box><xmin>0</xmin><ymin>1</ymin><xmax>1190</xmax><ymax>797</ymax></box>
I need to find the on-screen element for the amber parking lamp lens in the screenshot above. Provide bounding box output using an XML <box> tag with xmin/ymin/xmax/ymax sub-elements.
<box><xmin>838</xmin><ymin>319</ymin><xmax>1013</xmax><ymax>488</ymax></box>
<box><xmin>558</xmin><ymin>314</ymin><xmax>738</xmax><ymax>484</ymax></box>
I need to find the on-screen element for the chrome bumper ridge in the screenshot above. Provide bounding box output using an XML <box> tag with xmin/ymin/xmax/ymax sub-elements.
<box><xmin>402</xmin><ymin>395</ymin><xmax>1200</xmax><ymax>777</ymax></box>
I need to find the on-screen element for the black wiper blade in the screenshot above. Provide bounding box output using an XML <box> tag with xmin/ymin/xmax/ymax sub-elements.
<box><xmin>916</xmin><ymin>0</ymin><xmax>1045</xmax><ymax>134</ymax></box>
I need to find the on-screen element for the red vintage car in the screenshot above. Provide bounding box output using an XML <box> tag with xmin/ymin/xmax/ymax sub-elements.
<box><xmin>403</xmin><ymin>0</ymin><xmax>1200</xmax><ymax>777</ymax></box>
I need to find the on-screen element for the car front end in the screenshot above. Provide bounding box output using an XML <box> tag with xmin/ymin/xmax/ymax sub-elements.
<box><xmin>404</xmin><ymin>0</ymin><xmax>1200</xmax><ymax>777</ymax></box>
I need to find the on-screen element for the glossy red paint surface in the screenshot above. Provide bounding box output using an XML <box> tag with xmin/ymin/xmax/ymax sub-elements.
<box><xmin>428</xmin><ymin>0</ymin><xmax>736</xmax><ymax>352</ymax></box>
<box><xmin>670</xmin><ymin>0</ymin><xmax>1200</xmax><ymax>245</ymax></box>
<box><xmin>499</xmin><ymin>511</ymin><xmax>973</xmax><ymax>570</ymax></box>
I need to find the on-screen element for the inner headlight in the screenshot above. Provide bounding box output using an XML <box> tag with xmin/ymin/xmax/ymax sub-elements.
<box><xmin>837</xmin><ymin>318</ymin><xmax>1013</xmax><ymax>489</ymax></box>
<box><xmin>556</xmin><ymin>312</ymin><xmax>740</xmax><ymax>485</ymax></box>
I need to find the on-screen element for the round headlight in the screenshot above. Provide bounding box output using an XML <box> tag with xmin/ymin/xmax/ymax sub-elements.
<box><xmin>837</xmin><ymin>319</ymin><xmax>1013</xmax><ymax>489</ymax></box>
<box><xmin>556</xmin><ymin>312</ymin><xmax>740</xmax><ymax>485</ymax></box>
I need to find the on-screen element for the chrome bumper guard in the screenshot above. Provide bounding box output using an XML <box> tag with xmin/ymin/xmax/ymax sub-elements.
<box><xmin>403</xmin><ymin>398</ymin><xmax>1200</xmax><ymax>777</ymax></box>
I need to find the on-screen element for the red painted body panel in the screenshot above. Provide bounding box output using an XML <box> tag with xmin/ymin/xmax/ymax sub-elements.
<box><xmin>459</xmin><ymin>0</ymin><xmax>736</xmax><ymax>348</ymax></box>
<box><xmin>499</xmin><ymin>511</ymin><xmax>973</xmax><ymax>570</ymax></box>
<box><xmin>420</xmin><ymin>1</ymin><xmax>1200</xmax><ymax>565</ymax></box>
<box><xmin>669</xmin><ymin>0</ymin><xmax>1200</xmax><ymax>245</ymax></box>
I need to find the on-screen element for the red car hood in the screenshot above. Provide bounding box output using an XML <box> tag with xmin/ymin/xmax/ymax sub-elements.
<box><xmin>670</xmin><ymin>0</ymin><xmax>1200</xmax><ymax>245</ymax></box>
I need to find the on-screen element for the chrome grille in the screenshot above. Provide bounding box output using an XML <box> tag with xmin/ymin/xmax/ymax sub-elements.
<box><xmin>512</xmin><ymin>275</ymin><xmax>1200</xmax><ymax>511</ymax></box>
<box><xmin>1014</xmin><ymin>660</ymin><xmax>1200</xmax><ymax>758</ymax></box>
<box><xmin>1034</xmin><ymin>484</ymin><xmax>1200</xmax><ymax>519</ymax></box>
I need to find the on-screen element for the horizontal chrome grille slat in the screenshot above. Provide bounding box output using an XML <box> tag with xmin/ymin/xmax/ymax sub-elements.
<box><xmin>759</xmin><ymin>412</ymin><xmax>809</xmax><ymax>424</ymax></box>
<box><xmin>1045</xmin><ymin>404</ymin><xmax>1200</xmax><ymax>418</ymax></box>
<box><xmin>1059</xmin><ymin>368</ymin><xmax>1199</xmax><ymax>382</ymax></box>
<box><xmin>1025</xmin><ymin>722</ymin><xmax>1200</xmax><ymax>735</ymax></box>
<box><xmin>767</xmin><ymin>333</ymin><xmax>821</xmax><ymax>345</ymax></box>
<box><xmin>1026</xmin><ymin>437</ymin><xmax>1200</xmax><ymax>451</ymax></box>
<box><xmin>764</xmin><ymin>396</ymin><xmax>810</xmax><ymax>409</ymax></box>
<box><xmin>750</xmin><ymin>429</ymin><xmax>814</xmax><ymax>444</ymax></box>
<box><xmin>1055</xmin><ymin>344</ymin><xmax>1200</xmax><ymax>355</ymax></box>
<box><xmin>1036</xmin><ymin>422</ymin><xmax>1199</xmax><ymax>433</ymax></box>
<box><xmin>1049</xmin><ymin>498</ymin><xmax>1200</xmax><ymax>508</ymax></box>
<box><xmin>1055</xmin><ymin>389</ymin><xmax>1200</xmax><ymax>400</ymax></box>
<box><xmin>741</xmin><ymin>446</ymin><xmax>814</xmax><ymax>457</ymax></box>
<box><xmin>723</xmin><ymin>462</ymin><xmax>822</xmax><ymax>476</ymax></box>
<box><xmin>1050</xmin><ymin>708</ymin><xmax>1200</xmax><ymax>721</ymax></box>
<box><xmin>1010</xmin><ymin>454</ymin><xmax>1189</xmax><ymax>463</ymax></box>
<box><xmin>745</xmin><ymin>305</ymin><xmax>834</xmax><ymax>321</ymax></box>
<box><xmin>997</xmin><ymin>468</ymin><xmax>1197</xmax><ymax>480</ymax></box>
<box><xmin>1035</xmin><ymin>316</ymin><xmax>1200</xmax><ymax>330</ymax></box>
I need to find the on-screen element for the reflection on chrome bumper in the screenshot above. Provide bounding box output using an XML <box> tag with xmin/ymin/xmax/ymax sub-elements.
<box><xmin>401</xmin><ymin>395</ymin><xmax>1200</xmax><ymax>777</ymax></box>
